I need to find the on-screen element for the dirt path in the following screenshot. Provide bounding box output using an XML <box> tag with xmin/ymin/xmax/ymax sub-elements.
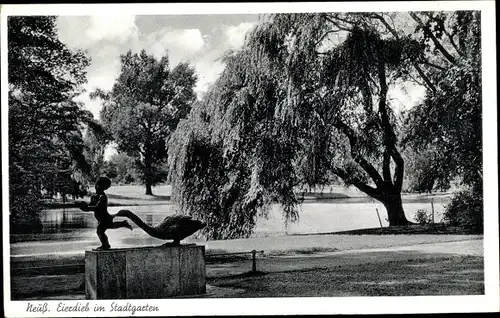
<box><xmin>10</xmin><ymin>233</ymin><xmax>482</xmax><ymax>259</ymax></box>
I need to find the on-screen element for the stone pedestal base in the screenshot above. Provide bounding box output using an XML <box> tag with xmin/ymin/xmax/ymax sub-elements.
<box><xmin>85</xmin><ymin>244</ymin><xmax>205</xmax><ymax>299</ymax></box>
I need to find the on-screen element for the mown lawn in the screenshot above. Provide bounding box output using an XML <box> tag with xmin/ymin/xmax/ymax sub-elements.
<box><xmin>207</xmin><ymin>255</ymin><xmax>483</xmax><ymax>297</ymax></box>
<box><xmin>43</xmin><ymin>184</ymin><xmax>455</xmax><ymax>209</ymax></box>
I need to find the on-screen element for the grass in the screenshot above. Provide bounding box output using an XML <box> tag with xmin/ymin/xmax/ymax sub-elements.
<box><xmin>42</xmin><ymin>184</ymin><xmax>455</xmax><ymax>209</ymax></box>
<box><xmin>11</xmin><ymin>274</ymin><xmax>85</xmax><ymax>300</ymax></box>
<box><xmin>11</xmin><ymin>255</ymin><xmax>483</xmax><ymax>299</ymax></box>
<box><xmin>297</xmin><ymin>224</ymin><xmax>480</xmax><ymax>236</ymax></box>
<box><xmin>42</xmin><ymin>184</ymin><xmax>174</xmax><ymax>209</ymax></box>
<box><xmin>207</xmin><ymin>255</ymin><xmax>484</xmax><ymax>297</ymax></box>
<box><xmin>12</xmin><ymin>183</ymin><xmax>478</xmax><ymax>298</ymax></box>
<box><xmin>268</xmin><ymin>247</ymin><xmax>340</xmax><ymax>256</ymax></box>
<box><xmin>204</xmin><ymin>247</ymin><xmax>341</xmax><ymax>264</ymax></box>
<box><xmin>10</xmin><ymin>240</ymin><xmax>483</xmax><ymax>300</ymax></box>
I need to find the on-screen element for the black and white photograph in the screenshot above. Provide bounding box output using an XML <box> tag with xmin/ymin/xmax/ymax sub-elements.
<box><xmin>2</xmin><ymin>2</ymin><xmax>498</xmax><ymax>316</ymax></box>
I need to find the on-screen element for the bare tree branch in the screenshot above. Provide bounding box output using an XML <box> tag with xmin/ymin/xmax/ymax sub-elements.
<box><xmin>421</xmin><ymin>11</ymin><xmax>462</xmax><ymax>57</ymax></box>
<box><xmin>325</xmin><ymin>16</ymin><xmax>353</xmax><ymax>31</ymax></box>
<box><xmin>377</xmin><ymin>62</ymin><xmax>395</xmax><ymax>144</ymax></box>
<box><xmin>315</xmin><ymin>29</ymin><xmax>343</xmax><ymax>47</ymax></box>
<box><xmin>444</xmin><ymin>29</ymin><xmax>462</xmax><ymax>56</ymax></box>
<box><xmin>327</xmin><ymin>13</ymin><xmax>358</xmax><ymax>25</ymax></box>
<box><xmin>371</xmin><ymin>12</ymin><xmax>437</xmax><ymax>94</ymax></box>
<box><xmin>418</xmin><ymin>59</ymin><xmax>447</xmax><ymax>71</ymax></box>
<box><xmin>390</xmin><ymin>147</ymin><xmax>405</xmax><ymax>191</ymax></box>
<box><xmin>382</xmin><ymin>149</ymin><xmax>392</xmax><ymax>182</ymax></box>
<box><xmin>406</xmin><ymin>73</ymin><xmax>427</xmax><ymax>87</ymax></box>
<box><xmin>331</xmin><ymin>166</ymin><xmax>381</xmax><ymax>199</ymax></box>
<box><xmin>413</xmin><ymin>64</ymin><xmax>438</xmax><ymax>94</ymax></box>
<box><xmin>377</xmin><ymin>59</ymin><xmax>405</xmax><ymax>191</ymax></box>
<box><xmin>409</xmin><ymin>12</ymin><xmax>457</xmax><ymax>65</ymax></box>
<box><xmin>359</xmin><ymin>78</ymin><xmax>373</xmax><ymax>113</ymax></box>
<box><xmin>333</xmin><ymin>119</ymin><xmax>384</xmax><ymax>187</ymax></box>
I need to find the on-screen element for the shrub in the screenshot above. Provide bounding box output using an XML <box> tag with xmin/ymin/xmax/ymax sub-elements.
<box><xmin>9</xmin><ymin>168</ymin><xmax>44</xmax><ymax>234</ymax></box>
<box><xmin>10</xmin><ymin>213</ymin><xmax>43</xmax><ymax>234</ymax></box>
<box><xmin>10</xmin><ymin>192</ymin><xmax>44</xmax><ymax>234</ymax></box>
<box><xmin>443</xmin><ymin>188</ymin><xmax>483</xmax><ymax>233</ymax></box>
<box><xmin>414</xmin><ymin>209</ymin><xmax>431</xmax><ymax>225</ymax></box>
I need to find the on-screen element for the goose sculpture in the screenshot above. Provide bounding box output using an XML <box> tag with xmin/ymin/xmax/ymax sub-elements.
<box><xmin>115</xmin><ymin>210</ymin><xmax>206</xmax><ymax>245</ymax></box>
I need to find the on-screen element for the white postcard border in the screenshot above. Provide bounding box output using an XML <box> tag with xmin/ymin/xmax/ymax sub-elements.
<box><xmin>2</xmin><ymin>1</ymin><xmax>498</xmax><ymax>316</ymax></box>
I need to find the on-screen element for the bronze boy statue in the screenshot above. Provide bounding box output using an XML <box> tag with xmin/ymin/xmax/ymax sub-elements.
<box><xmin>76</xmin><ymin>177</ymin><xmax>132</xmax><ymax>250</ymax></box>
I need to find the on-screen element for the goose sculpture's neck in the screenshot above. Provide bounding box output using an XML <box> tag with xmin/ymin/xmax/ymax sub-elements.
<box><xmin>116</xmin><ymin>210</ymin><xmax>159</xmax><ymax>238</ymax></box>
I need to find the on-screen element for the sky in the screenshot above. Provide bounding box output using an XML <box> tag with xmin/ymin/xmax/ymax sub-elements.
<box><xmin>56</xmin><ymin>14</ymin><xmax>261</xmax><ymax>119</ymax></box>
<box><xmin>55</xmin><ymin>13</ymin><xmax>425</xmax><ymax>160</ymax></box>
<box><xmin>56</xmin><ymin>13</ymin><xmax>425</xmax><ymax>121</ymax></box>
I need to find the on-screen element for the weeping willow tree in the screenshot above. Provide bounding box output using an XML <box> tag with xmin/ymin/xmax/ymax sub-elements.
<box><xmin>168</xmin><ymin>12</ymin><xmax>473</xmax><ymax>239</ymax></box>
<box><xmin>168</xmin><ymin>43</ymin><xmax>300</xmax><ymax>239</ymax></box>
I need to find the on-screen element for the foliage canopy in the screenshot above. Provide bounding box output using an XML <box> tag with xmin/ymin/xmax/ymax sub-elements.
<box><xmin>93</xmin><ymin>50</ymin><xmax>197</xmax><ymax>195</ymax></box>
<box><xmin>8</xmin><ymin>16</ymin><xmax>94</xmax><ymax>232</ymax></box>
<box><xmin>169</xmin><ymin>11</ymin><xmax>482</xmax><ymax>239</ymax></box>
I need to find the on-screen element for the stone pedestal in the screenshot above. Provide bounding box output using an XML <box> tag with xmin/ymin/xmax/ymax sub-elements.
<box><xmin>85</xmin><ymin>244</ymin><xmax>206</xmax><ymax>299</ymax></box>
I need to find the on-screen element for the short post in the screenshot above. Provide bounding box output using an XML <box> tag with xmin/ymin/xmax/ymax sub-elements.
<box><xmin>251</xmin><ymin>249</ymin><xmax>257</xmax><ymax>273</ymax></box>
<box><xmin>375</xmin><ymin>208</ymin><xmax>383</xmax><ymax>227</ymax></box>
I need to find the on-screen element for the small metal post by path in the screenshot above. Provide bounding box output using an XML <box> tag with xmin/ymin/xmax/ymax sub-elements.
<box><xmin>251</xmin><ymin>249</ymin><xmax>257</xmax><ymax>273</ymax></box>
<box><xmin>375</xmin><ymin>208</ymin><xmax>383</xmax><ymax>227</ymax></box>
<box><xmin>431</xmin><ymin>199</ymin><xmax>435</xmax><ymax>223</ymax></box>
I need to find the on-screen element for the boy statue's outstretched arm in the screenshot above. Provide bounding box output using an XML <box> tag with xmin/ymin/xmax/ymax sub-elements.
<box><xmin>75</xmin><ymin>201</ymin><xmax>91</xmax><ymax>211</ymax></box>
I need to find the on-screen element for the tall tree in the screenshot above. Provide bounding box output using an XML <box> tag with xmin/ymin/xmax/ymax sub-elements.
<box><xmin>171</xmin><ymin>13</ymin><xmax>420</xmax><ymax>233</ymax></box>
<box><xmin>402</xmin><ymin>146</ymin><xmax>452</xmax><ymax>193</ymax></box>
<box><xmin>92</xmin><ymin>50</ymin><xmax>197</xmax><ymax>195</ymax></box>
<box><xmin>169</xmin><ymin>11</ymin><xmax>482</xmax><ymax>238</ymax></box>
<box><xmin>106</xmin><ymin>153</ymin><xmax>139</xmax><ymax>184</ymax></box>
<box><xmin>8</xmin><ymin>16</ymin><xmax>95</xmax><ymax>232</ymax></box>
<box><xmin>402</xmin><ymin>11</ymin><xmax>482</xmax><ymax>193</ymax></box>
<box><xmin>168</xmin><ymin>51</ymin><xmax>292</xmax><ymax>238</ymax></box>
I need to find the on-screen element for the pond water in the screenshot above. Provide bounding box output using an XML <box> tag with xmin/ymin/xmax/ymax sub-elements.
<box><xmin>37</xmin><ymin>200</ymin><xmax>447</xmax><ymax>239</ymax></box>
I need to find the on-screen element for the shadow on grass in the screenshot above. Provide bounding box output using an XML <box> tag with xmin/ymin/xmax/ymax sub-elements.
<box><xmin>207</xmin><ymin>271</ymin><xmax>267</xmax><ymax>281</ymax></box>
<box><xmin>293</xmin><ymin>224</ymin><xmax>481</xmax><ymax>236</ymax></box>
<box><xmin>279</xmin><ymin>247</ymin><xmax>340</xmax><ymax>255</ymax></box>
<box><xmin>11</xmin><ymin>251</ymin><xmax>483</xmax><ymax>300</ymax></box>
<box><xmin>106</xmin><ymin>193</ymin><xmax>172</xmax><ymax>201</ymax></box>
<box><xmin>208</xmin><ymin>255</ymin><xmax>484</xmax><ymax>297</ymax></box>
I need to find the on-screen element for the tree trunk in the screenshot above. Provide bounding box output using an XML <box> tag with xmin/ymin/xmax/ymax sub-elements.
<box><xmin>144</xmin><ymin>143</ymin><xmax>154</xmax><ymax>196</ymax></box>
<box><xmin>144</xmin><ymin>156</ymin><xmax>154</xmax><ymax>196</ymax></box>
<box><xmin>145</xmin><ymin>182</ymin><xmax>153</xmax><ymax>196</ymax></box>
<box><xmin>380</xmin><ymin>191</ymin><xmax>409</xmax><ymax>226</ymax></box>
<box><xmin>144</xmin><ymin>164</ymin><xmax>153</xmax><ymax>195</ymax></box>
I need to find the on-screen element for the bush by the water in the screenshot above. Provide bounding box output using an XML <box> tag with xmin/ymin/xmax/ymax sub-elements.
<box><xmin>443</xmin><ymin>188</ymin><xmax>483</xmax><ymax>234</ymax></box>
<box><xmin>414</xmin><ymin>209</ymin><xmax>432</xmax><ymax>225</ymax></box>
<box><xmin>10</xmin><ymin>214</ymin><xmax>43</xmax><ymax>234</ymax></box>
<box><xmin>9</xmin><ymin>185</ymin><xmax>44</xmax><ymax>234</ymax></box>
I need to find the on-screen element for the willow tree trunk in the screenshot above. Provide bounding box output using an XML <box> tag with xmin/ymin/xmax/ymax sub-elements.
<box><xmin>382</xmin><ymin>195</ymin><xmax>409</xmax><ymax>226</ymax></box>
<box><xmin>378</xmin><ymin>184</ymin><xmax>409</xmax><ymax>226</ymax></box>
